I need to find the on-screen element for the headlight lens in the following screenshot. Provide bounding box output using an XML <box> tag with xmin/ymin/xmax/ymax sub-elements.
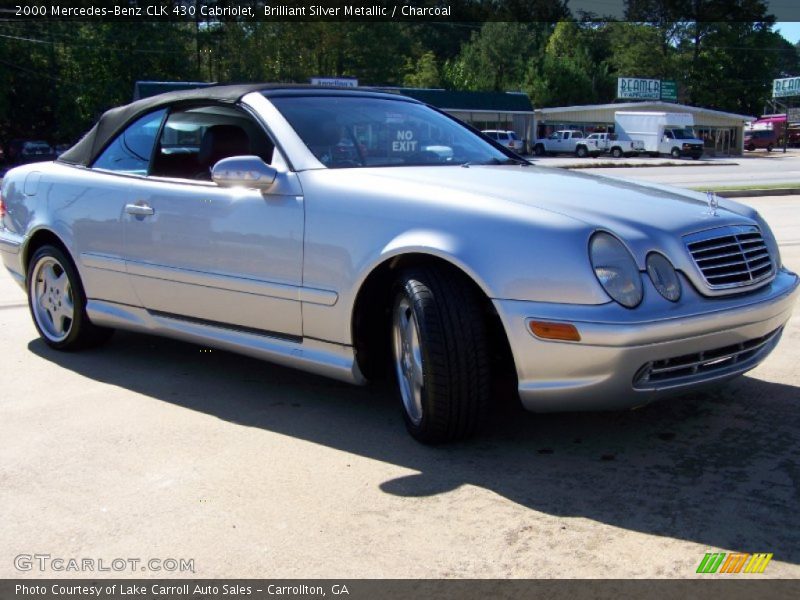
<box><xmin>589</xmin><ymin>232</ymin><xmax>643</xmax><ymax>308</ymax></box>
<box><xmin>646</xmin><ymin>253</ymin><xmax>681</xmax><ymax>302</ymax></box>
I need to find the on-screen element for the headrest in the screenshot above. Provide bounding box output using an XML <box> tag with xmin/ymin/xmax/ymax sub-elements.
<box><xmin>198</xmin><ymin>124</ymin><xmax>251</xmax><ymax>167</ymax></box>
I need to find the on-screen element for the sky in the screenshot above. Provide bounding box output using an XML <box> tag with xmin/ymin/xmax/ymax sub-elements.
<box><xmin>774</xmin><ymin>22</ymin><xmax>800</xmax><ymax>44</ymax></box>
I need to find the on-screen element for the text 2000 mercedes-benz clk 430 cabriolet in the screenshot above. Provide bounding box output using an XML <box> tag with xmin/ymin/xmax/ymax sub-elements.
<box><xmin>1</xmin><ymin>85</ymin><xmax>797</xmax><ymax>442</ymax></box>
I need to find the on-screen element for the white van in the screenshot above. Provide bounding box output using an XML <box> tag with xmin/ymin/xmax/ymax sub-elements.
<box><xmin>614</xmin><ymin>112</ymin><xmax>704</xmax><ymax>159</ymax></box>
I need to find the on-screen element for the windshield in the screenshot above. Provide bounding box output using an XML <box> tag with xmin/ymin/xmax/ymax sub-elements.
<box><xmin>269</xmin><ymin>95</ymin><xmax>509</xmax><ymax>168</ymax></box>
<box><xmin>671</xmin><ymin>127</ymin><xmax>697</xmax><ymax>140</ymax></box>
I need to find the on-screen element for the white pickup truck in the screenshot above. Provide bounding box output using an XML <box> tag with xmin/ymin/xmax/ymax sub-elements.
<box><xmin>586</xmin><ymin>133</ymin><xmax>645</xmax><ymax>158</ymax></box>
<box><xmin>532</xmin><ymin>130</ymin><xmax>602</xmax><ymax>158</ymax></box>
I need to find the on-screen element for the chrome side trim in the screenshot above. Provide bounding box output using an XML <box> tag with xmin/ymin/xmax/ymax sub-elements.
<box><xmin>125</xmin><ymin>260</ymin><xmax>337</xmax><ymax>306</ymax></box>
<box><xmin>80</xmin><ymin>252</ymin><xmax>127</xmax><ymax>272</ymax></box>
<box><xmin>85</xmin><ymin>299</ymin><xmax>365</xmax><ymax>384</ymax></box>
<box><xmin>0</xmin><ymin>231</ymin><xmax>22</xmax><ymax>254</ymax></box>
<box><xmin>298</xmin><ymin>287</ymin><xmax>338</xmax><ymax>306</ymax></box>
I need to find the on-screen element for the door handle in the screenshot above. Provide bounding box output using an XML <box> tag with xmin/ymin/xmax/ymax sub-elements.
<box><xmin>125</xmin><ymin>203</ymin><xmax>154</xmax><ymax>217</ymax></box>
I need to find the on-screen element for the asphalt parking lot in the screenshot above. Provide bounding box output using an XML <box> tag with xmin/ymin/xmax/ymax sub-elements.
<box><xmin>1</xmin><ymin>189</ymin><xmax>799</xmax><ymax>578</ymax></box>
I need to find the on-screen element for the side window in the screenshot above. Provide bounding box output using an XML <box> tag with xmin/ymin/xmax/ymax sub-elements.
<box><xmin>664</xmin><ymin>130</ymin><xmax>674</xmax><ymax>139</ymax></box>
<box><xmin>149</xmin><ymin>106</ymin><xmax>275</xmax><ymax>181</ymax></box>
<box><xmin>498</xmin><ymin>133</ymin><xmax>509</xmax><ymax>141</ymax></box>
<box><xmin>92</xmin><ymin>109</ymin><xmax>166</xmax><ymax>174</ymax></box>
<box><xmin>572</xmin><ymin>131</ymin><xmax>584</xmax><ymax>139</ymax></box>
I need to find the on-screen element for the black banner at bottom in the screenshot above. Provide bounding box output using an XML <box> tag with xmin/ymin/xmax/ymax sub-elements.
<box><xmin>2</xmin><ymin>579</ymin><xmax>800</xmax><ymax>600</ymax></box>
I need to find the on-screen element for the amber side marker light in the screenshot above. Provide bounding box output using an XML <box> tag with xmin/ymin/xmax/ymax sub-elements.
<box><xmin>528</xmin><ymin>321</ymin><xmax>581</xmax><ymax>342</ymax></box>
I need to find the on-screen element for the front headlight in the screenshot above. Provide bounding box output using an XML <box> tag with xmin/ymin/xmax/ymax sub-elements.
<box><xmin>646</xmin><ymin>253</ymin><xmax>681</xmax><ymax>302</ymax></box>
<box><xmin>589</xmin><ymin>232</ymin><xmax>643</xmax><ymax>308</ymax></box>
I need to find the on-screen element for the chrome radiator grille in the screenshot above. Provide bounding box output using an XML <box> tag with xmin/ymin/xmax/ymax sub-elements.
<box><xmin>685</xmin><ymin>225</ymin><xmax>773</xmax><ymax>290</ymax></box>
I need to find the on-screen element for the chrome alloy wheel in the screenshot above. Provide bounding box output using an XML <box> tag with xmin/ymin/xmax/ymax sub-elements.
<box><xmin>392</xmin><ymin>295</ymin><xmax>424</xmax><ymax>425</ymax></box>
<box><xmin>30</xmin><ymin>256</ymin><xmax>75</xmax><ymax>343</ymax></box>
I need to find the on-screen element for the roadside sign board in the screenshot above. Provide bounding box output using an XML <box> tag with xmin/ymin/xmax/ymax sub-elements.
<box><xmin>310</xmin><ymin>77</ymin><xmax>358</xmax><ymax>87</ymax></box>
<box><xmin>660</xmin><ymin>80</ymin><xmax>678</xmax><ymax>102</ymax></box>
<box><xmin>617</xmin><ymin>77</ymin><xmax>660</xmax><ymax>100</ymax></box>
<box><xmin>773</xmin><ymin>76</ymin><xmax>800</xmax><ymax>98</ymax></box>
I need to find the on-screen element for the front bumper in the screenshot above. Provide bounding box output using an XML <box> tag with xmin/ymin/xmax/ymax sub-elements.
<box><xmin>493</xmin><ymin>268</ymin><xmax>799</xmax><ymax>412</ymax></box>
<box><xmin>680</xmin><ymin>145</ymin><xmax>704</xmax><ymax>158</ymax></box>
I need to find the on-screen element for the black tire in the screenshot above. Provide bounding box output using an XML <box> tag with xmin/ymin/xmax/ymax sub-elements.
<box><xmin>692</xmin><ymin>154</ymin><xmax>701</xmax><ymax>160</ymax></box>
<box><xmin>746</xmin><ymin>144</ymin><xmax>755</xmax><ymax>151</ymax></box>
<box><xmin>390</xmin><ymin>265</ymin><xmax>491</xmax><ymax>444</ymax></box>
<box><xmin>576</xmin><ymin>145</ymin><xmax>588</xmax><ymax>158</ymax></box>
<box><xmin>767</xmin><ymin>144</ymin><xmax>773</xmax><ymax>152</ymax></box>
<box><xmin>533</xmin><ymin>144</ymin><xmax>545</xmax><ymax>156</ymax></box>
<box><xmin>610</xmin><ymin>147</ymin><xmax>623</xmax><ymax>158</ymax></box>
<box><xmin>670</xmin><ymin>147</ymin><xmax>681</xmax><ymax>159</ymax></box>
<box><xmin>26</xmin><ymin>245</ymin><xmax>113</xmax><ymax>351</ymax></box>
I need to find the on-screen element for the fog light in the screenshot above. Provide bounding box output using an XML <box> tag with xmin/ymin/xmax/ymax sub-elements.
<box><xmin>529</xmin><ymin>321</ymin><xmax>581</xmax><ymax>342</ymax></box>
<box><xmin>646</xmin><ymin>253</ymin><xmax>681</xmax><ymax>302</ymax></box>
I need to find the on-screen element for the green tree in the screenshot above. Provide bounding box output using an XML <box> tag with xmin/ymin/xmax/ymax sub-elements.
<box><xmin>525</xmin><ymin>21</ymin><xmax>614</xmax><ymax>106</ymax></box>
<box><xmin>446</xmin><ymin>22</ymin><xmax>550</xmax><ymax>91</ymax></box>
<box><xmin>404</xmin><ymin>51</ymin><xmax>442</xmax><ymax>88</ymax></box>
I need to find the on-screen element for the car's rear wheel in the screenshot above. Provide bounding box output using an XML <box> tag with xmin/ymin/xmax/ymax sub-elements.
<box><xmin>533</xmin><ymin>144</ymin><xmax>545</xmax><ymax>156</ymax></box>
<box><xmin>670</xmin><ymin>147</ymin><xmax>681</xmax><ymax>159</ymax></box>
<box><xmin>611</xmin><ymin>147</ymin><xmax>623</xmax><ymax>158</ymax></box>
<box><xmin>27</xmin><ymin>245</ymin><xmax>113</xmax><ymax>350</ymax></box>
<box><xmin>576</xmin><ymin>146</ymin><xmax>588</xmax><ymax>158</ymax></box>
<box><xmin>391</xmin><ymin>266</ymin><xmax>490</xmax><ymax>444</ymax></box>
<box><xmin>767</xmin><ymin>144</ymin><xmax>773</xmax><ymax>152</ymax></box>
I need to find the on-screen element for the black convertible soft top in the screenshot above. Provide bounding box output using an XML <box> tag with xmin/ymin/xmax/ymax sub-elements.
<box><xmin>58</xmin><ymin>83</ymin><xmax>414</xmax><ymax>167</ymax></box>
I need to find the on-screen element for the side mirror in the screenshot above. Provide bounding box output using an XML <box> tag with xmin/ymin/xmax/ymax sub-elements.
<box><xmin>211</xmin><ymin>155</ymin><xmax>277</xmax><ymax>190</ymax></box>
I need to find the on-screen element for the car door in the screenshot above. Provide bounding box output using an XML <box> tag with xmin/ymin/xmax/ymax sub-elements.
<box><xmin>122</xmin><ymin>104</ymin><xmax>304</xmax><ymax>339</ymax></box>
<box><xmin>551</xmin><ymin>132</ymin><xmax>561</xmax><ymax>151</ymax></box>
<box><xmin>75</xmin><ymin>108</ymin><xmax>168</xmax><ymax>308</ymax></box>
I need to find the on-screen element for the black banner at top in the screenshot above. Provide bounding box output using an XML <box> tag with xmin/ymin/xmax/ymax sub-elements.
<box><xmin>1</xmin><ymin>0</ymin><xmax>798</xmax><ymax>22</ymax></box>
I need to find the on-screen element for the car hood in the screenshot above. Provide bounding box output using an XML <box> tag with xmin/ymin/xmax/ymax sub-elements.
<box><xmin>344</xmin><ymin>164</ymin><xmax>756</xmax><ymax>237</ymax></box>
<box><xmin>321</xmin><ymin>164</ymin><xmax>762</xmax><ymax>275</ymax></box>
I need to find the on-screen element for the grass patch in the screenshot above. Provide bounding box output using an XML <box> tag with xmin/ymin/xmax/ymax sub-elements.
<box><xmin>690</xmin><ymin>182</ymin><xmax>800</xmax><ymax>192</ymax></box>
<box><xmin>565</xmin><ymin>160</ymin><xmax>738</xmax><ymax>169</ymax></box>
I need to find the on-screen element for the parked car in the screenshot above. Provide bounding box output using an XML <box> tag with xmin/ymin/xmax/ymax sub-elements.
<box><xmin>1</xmin><ymin>85</ymin><xmax>797</xmax><ymax>443</ymax></box>
<box><xmin>532</xmin><ymin>130</ymin><xmax>603</xmax><ymax>157</ymax></box>
<box><xmin>5</xmin><ymin>139</ymin><xmax>55</xmax><ymax>165</ymax></box>
<box><xmin>481</xmin><ymin>129</ymin><xmax>524</xmax><ymax>154</ymax></box>
<box><xmin>586</xmin><ymin>132</ymin><xmax>644</xmax><ymax>158</ymax></box>
<box><xmin>744</xmin><ymin>129</ymin><xmax>778</xmax><ymax>152</ymax></box>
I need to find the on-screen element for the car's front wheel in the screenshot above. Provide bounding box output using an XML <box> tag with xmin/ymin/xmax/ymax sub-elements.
<box><xmin>391</xmin><ymin>266</ymin><xmax>490</xmax><ymax>443</ymax></box>
<box><xmin>27</xmin><ymin>245</ymin><xmax>113</xmax><ymax>350</ymax></box>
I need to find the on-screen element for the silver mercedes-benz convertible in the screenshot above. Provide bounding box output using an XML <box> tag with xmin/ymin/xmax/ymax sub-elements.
<box><xmin>1</xmin><ymin>85</ymin><xmax>797</xmax><ymax>442</ymax></box>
